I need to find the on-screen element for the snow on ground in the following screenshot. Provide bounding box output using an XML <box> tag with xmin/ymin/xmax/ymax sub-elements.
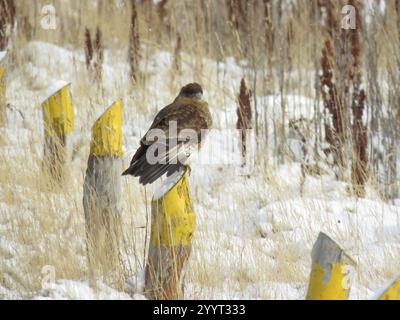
<box><xmin>187</xmin><ymin>162</ymin><xmax>400</xmax><ymax>299</ymax></box>
<box><xmin>36</xmin><ymin>280</ymin><xmax>145</xmax><ymax>300</ymax></box>
<box><xmin>0</xmin><ymin>41</ymin><xmax>399</xmax><ymax>299</ymax></box>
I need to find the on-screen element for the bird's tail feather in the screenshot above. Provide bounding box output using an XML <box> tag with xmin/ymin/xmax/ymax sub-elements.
<box><xmin>122</xmin><ymin>142</ymin><xmax>189</xmax><ymax>184</ymax></box>
<box><xmin>122</xmin><ymin>154</ymin><xmax>182</xmax><ymax>185</ymax></box>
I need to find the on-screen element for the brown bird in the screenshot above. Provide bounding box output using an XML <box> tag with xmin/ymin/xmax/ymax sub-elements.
<box><xmin>122</xmin><ymin>83</ymin><xmax>212</xmax><ymax>185</ymax></box>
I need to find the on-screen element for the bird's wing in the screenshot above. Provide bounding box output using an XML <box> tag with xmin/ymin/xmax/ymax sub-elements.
<box><xmin>144</xmin><ymin>99</ymin><xmax>210</xmax><ymax>143</ymax></box>
<box><xmin>123</xmin><ymin>99</ymin><xmax>211</xmax><ymax>185</ymax></box>
<box><xmin>144</xmin><ymin>101</ymin><xmax>209</xmax><ymax>163</ymax></box>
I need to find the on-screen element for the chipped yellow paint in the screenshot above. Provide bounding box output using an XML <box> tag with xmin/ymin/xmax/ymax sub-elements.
<box><xmin>0</xmin><ymin>66</ymin><xmax>4</xmax><ymax>83</ymax></box>
<box><xmin>42</xmin><ymin>84</ymin><xmax>74</xmax><ymax>137</ymax></box>
<box><xmin>90</xmin><ymin>99</ymin><xmax>122</xmax><ymax>157</ymax></box>
<box><xmin>306</xmin><ymin>262</ymin><xmax>351</xmax><ymax>300</ymax></box>
<box><xmin>306</xmin><ymin>232</ymin><xmax>355</xmax><ymax>300</ymax></box>
<box><xmin>151</xmin><ymin>170</ymin><xmax>195</xmax><ymax>247</ymax></box>
<box><xmin>379</xmin><ymin>276</ymin><xmax>400</xmax><ymax>300</ymax></box>
<box><xmin>0</xmin><ymin>66</ymin><xmax>5</xmax><ymax>102</ymax></box>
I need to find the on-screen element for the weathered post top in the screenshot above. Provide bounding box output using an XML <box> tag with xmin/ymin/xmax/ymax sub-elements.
<box><xmin>90</xmin><ymin>98</ymin><xmax>122</xmax><ymax>158</ymax></box>
<box><xmin>41</xmin><ymin>81</ymin><xmax>74</xmax><ymax>137</ymax></box>
<box><xmin>306</xmin><ymin>232</ymin><xmax>356</xmax><ymax>300</ymax></box>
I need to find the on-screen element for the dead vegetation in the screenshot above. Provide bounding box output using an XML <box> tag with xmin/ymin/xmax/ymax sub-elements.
<box><xmin>0</xmin><ymin>0</ymin><xmax>16</xmax><ymax>51</ymax></box>
<box><xmin>128</xmin><ymin>0</ymin><xmax>140</xmax><ymax>83</ymax></box>
<box><xmin>0</xmin><ymin>0</ymin><xmax>399</xmax><ymax>299</ymax></box>
<box><xmin>84</xmin><ymin>26</ymin><xmax>104</xmax><ymax>83</ymax></box>
<box><xmin>236</xmin><ymin>77</ymin><xmax>252</xmax><ymax>165</ymax></box>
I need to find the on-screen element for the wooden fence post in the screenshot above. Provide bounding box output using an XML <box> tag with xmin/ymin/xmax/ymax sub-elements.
<box><xmin>83</xmin><ymin>99</ymin><xmax>124</xmax><ymax>288</ymax></box>
<box><xmin>306</xmin><ymin>232</ymin><xmax>356</xmax><ymax>300</ymax></box>
<box><xmin>145</xmin><ymin>167</ymin><xmax>195</xmax><ymax>300</ymax></box>
<box><xmin>41</xmin><ymin>82</ymin><xmax>74</xmax><ymax>183</ymax></box>
<box><xmin>0</xmin><ymin>51</ymin><xmax>6</xmax><ymax>127</ymax></box>
<box><xmin>377</xmin><ymin>275</ymin><xmax>400</xmax><ymax>300</ymax></box>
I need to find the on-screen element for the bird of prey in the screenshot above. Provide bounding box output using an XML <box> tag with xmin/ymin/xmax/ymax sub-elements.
<box><xmin>122</xmin><ymin>83</ymin><xmax>212</xmax><ymax>185</ymax></box>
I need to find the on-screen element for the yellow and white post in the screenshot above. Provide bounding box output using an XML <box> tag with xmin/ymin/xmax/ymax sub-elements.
<box><xmin>145</xmin><ymin>168</ymin><xmax>196</xmax><ymax>300</ymax></box>
<box><xmin>0</xmin><ymin>51</ymin><xmax>6</xmax><ymax>127</ymax></box>
<box><xmin>377</xmin><ymin>275</ymin><xmax>400</xmax><ymax>300</ymax></box>
<box><xmin>306</xmin><ymin>232</ymin><xmax>356</xmax><ymax>300</ymax></box>
<box><xmin>41</xmin><ymin>82</ymin><xmax>74</xmax><ymax>183</ymax></box>
<box><xmin>83</xmin><ymin>99</ymin><xmax>124</xmax><ymax>288</ymax></box>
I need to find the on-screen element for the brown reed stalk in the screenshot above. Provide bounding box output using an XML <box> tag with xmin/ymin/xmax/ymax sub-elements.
<box><xmin>94</xmin><ymin>27</ymin><xmax>104</xmax><ymax>83</ymax></box>
<box><xmin>227</xmin><ymin>0</ymin><xmax>247</xmax><ymax>32</ymax></box>
<box><xmin>320</xmin><ymin>39</ymin><xmax>342</xmax><ymax>165</ymax></box>
<box><xmin>348</xmin><ymin>0</ymin><xmax>368</xmax><ymax>197</ymax></box>
<box><xmin>84</xmin><ymin>28</ymin><xmax>93</xmax><ymax>71</ymax></box>
<box><xmin>128</xmin><ymin>0</ymin><xmax>140</xmax><ymax>82</ymax></box>
<box><xmin>237</xmin><ymin>78</ymin><xmax>252</xmax><ymax>164</ymax></box>
<box><xmin>173</xmin><ymin>32</ymin><xmax>182</xmax><ymax>73</ymax></box>
<box><xmin>318</xmin><ymin>0</ymin><xmax>347</xmax><ymax>173</ymax></box>
<box><xmin>263</xmin><ymin>0</ymin><xmax>274</xmax><ymax>52</ymax></box>
<box><xmin>0</xmin><ymin>0</ymin><xmax>16</xmax><ymax>51</ymax></box>
<box><xmin>0</xmin><ymin>10</ymin><xmax>6</xmax><ymax>50</ymax></box>
<box><xmin>157</xmin><ymin>0</ymin><xmax>168</xmax><ymax>27</ymax></box>
<box><xmin>351</xmin><ymin>88</ymin><xmax>367</xmax><ymax>197</ymax></box>
<box><xmin>84</xmin><ymin>26</ymin><xmax>103</xmax><ymax>83</ymax></box>
<box><xmin>395</xmin><ymin>0</ymin><xmax>400</xmax><ymax>123</ymax></box>
<box><xmin>387</xmin><ymin>0</ymin><xmax>400</xmax><ymax>200</ymax></box>
<box><xmin>319</xmin><ymin>0</ymin><xmax>368</xmax><ymax>194</ymax></box>
<box><xmin>227</xmin><ymin>0</ymin><xmax>239</xmax><ymax>31</ymax></box>
<box><xmin>396</xmin><ymin>0</ymin><xmax>400</xmax><ymax>43</ymax></box>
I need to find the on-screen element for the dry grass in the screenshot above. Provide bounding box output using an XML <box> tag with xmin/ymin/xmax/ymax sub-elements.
<box><xmin>0</xmin><ymin>0</ymin><xmax>399</xmax><ymax>299</ymax></box>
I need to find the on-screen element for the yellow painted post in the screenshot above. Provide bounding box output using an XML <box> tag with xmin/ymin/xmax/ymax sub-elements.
<box><xmin>0</xmin><ymin>51</ymin><xmax>6</xmax><ymax>127</ymax></box>
<box><xmin>378</xmin><ymin>276</ymin><xmax>400</xmax><ymax>300</ymax></box>
<box><xmin>306</xmin><ymin>232</ymin><xmax>356</xmax><ymax>300</ymax></box>
<box><xmin>145</xmin><ymin>167</ymin><xmax>195</xmax><ymax>300</ymax></box>
<box><xmin>83</xmin><ymin>99</ymin><xmax>124</xmax><ymax>289</ymax></box>
<box><xmin>41</xmin><ymin>83</ymin><xmax>74</xmax><ymax>183</ymax></box>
